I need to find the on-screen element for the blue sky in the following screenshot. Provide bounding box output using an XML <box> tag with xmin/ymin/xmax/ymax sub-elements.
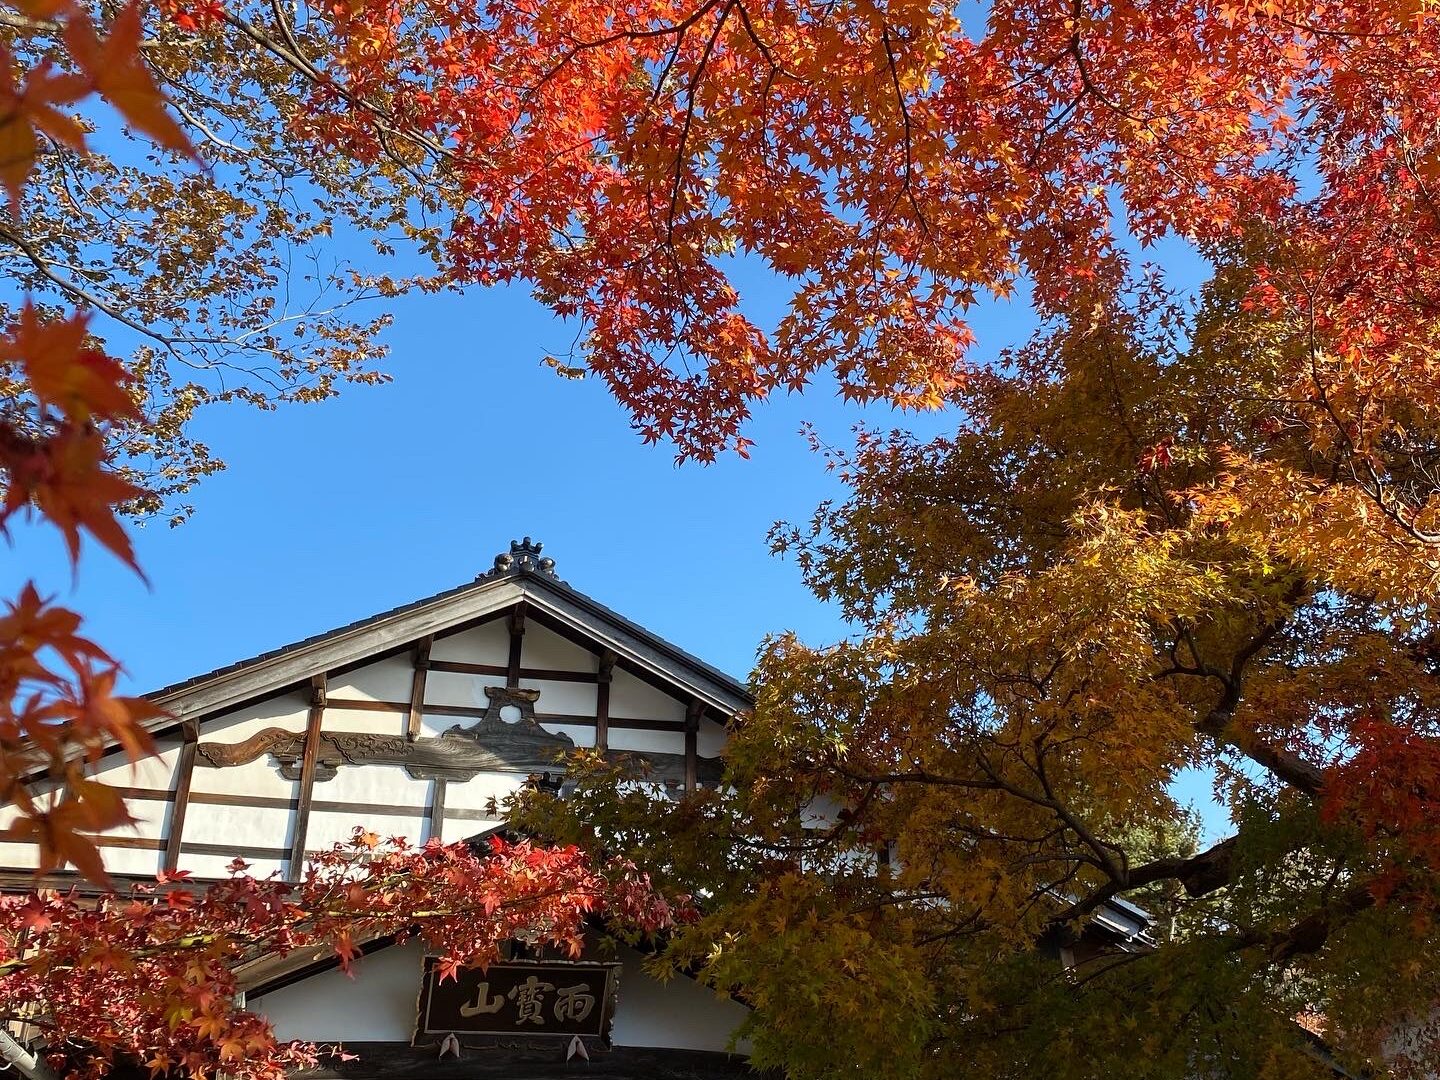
<box><xmin>0</xmin><ymin>270</ymin><xmax>975</xmax><ymax>691</ymax></box>
<box><xmin>0</xmin><ymin>204</ymin><xmax>1228</xmax><ymax>835</ymax></box>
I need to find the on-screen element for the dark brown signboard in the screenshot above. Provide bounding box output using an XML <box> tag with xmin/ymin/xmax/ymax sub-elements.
<box><xmin>414</xmin><ymin>957</ymin><xmax>620</xmax><ymax>1046</ymax></box>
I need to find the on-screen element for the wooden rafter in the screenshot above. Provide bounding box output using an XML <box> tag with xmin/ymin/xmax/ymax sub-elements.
<box><xmin>288</xmin><ymin>672</ymin><xmax>328</xmax><ymax>879</ymax></box>
<box><xmin>595</xmin><ymin>649</ymin><xmax>616</xmax><ymax>754</ymax></box>
<box><xmin>407</xmin><ymin>635</ymin><xmax>433</xmax><ymax>741</ymax></box>
<box><xmin>163</xmin><ymin>720</ymin><xmax>198</xmax><ymax>872</ymax></box>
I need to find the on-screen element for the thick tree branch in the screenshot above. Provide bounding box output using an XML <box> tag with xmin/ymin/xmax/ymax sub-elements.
<box><xmin>1233</xmin><ymin>881</ymin><xmax>1377</xmax><ymax>962</ymax></box>
<box><xmin>1196</xmin><ymin>709</ymin><xmax>1326</xmax><ymax>797</ymax></box>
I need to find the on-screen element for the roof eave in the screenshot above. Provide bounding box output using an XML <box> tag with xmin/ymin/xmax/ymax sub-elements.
<box><xmin>149</xmin><ymin>571</ymin><xmax>751</xmax><ymax>728</ymax></box>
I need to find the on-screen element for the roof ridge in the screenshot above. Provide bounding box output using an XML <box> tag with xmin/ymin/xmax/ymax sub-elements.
<box><xmin>146</xmin><ymin>556</ymin><xmax>751</xmax><ymax>713</ymax></box>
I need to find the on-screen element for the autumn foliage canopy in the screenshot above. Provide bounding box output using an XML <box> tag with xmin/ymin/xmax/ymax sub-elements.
<box><xmin>6</xmin><ymin>0</ymin><xmax>1440</xmax><ymax>1076</ymax></box>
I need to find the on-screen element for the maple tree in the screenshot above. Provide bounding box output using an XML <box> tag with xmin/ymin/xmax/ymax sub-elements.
<box><xmin>8</xmin><ymin>0</ymin><xmax>1440</xmax><ymax>1077</ymax></box>
<box><xmin>514</xmin><ymin>253</ymin><xmax>1440</xmax><ymax>1079</ymax></box>
<box><xmin>0</xmin><ymin>9</ymin><xmax>683</xmax><ymax>1080</ymax></box>
<box><xmin>0</xmin><ymin>832</ymin><xmax>681</xmax><ymax>1079</ymax></box>
<box><xmin>459</xmin><ymin>0</ymin><xmax>1440</xmax><ymax>1074</ymax></box>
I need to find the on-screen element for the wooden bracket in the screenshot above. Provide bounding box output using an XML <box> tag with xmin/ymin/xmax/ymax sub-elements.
<box><xmin>429</xmin><ymin>777</ymin><xmax>447</xmax><ymax>843</ymax></box>
<box><xmin>289</xmin><ymin>672</ymin><xmax>328</xmax><ymax>879</ymax></box>
<box><xmin>506</xmin><ymin>603</ymin><xmax>528</xmax><ymax>688</ymax></box>
<box><xmin>163</xmin><ymin>719</ymin><xmax>199</xmax><ymax>872</ymax></box>
<box><xmin>508</xmin><ymin>604</ymin><xmax>528</xmax><ymax>638</ymax></box>
<box><xmin>408</xmin><ymin>635</ymin><xmax>434</xmax><ymax>741</ymax></box>
<box><xmin>684</xmin><ymin>700</ymin><xmax>702</xmax><ymax>794</ymax></box>
<box><xmin>595</xmin><ymin>650</ymin><xmax>617</xmax><ymax>753</ymax></box>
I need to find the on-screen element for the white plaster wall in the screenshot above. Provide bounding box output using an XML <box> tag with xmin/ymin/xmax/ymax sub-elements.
<box><xmin>418</xmin><ymin>712</ymin><xmax>463</xmax><ymax>740</ymax></box>
<box><xmin>98</xmin><ymin>845</ymin><xmax>163</xmax><ymax>877</ymax></box>
<box><xmin>204</xmin><ymin>695</ymin><xmax>311</xmax><ymax>740</ymax></box>
<box><xmin>318</xmin><ymin>762</ymin><xmax>428</xmax><ymax>808</ymax></box>
<box><xmin>607</xmin><ymin>729</ymin><xmax>686</xmax><ymax>755</ymax></box>
<box><xmin>191</xmin><ymin>757</ymin><xmax>298</xmax><ymax>801</ymax></box>
<box><xmin>306</xmin><ymin>809</ymin><xmax>428</xmax><ymax>853</ymax></box>
<box><xmin>534</xmin><ymin>722</ymin><xmax>592</xmax><ymax>749</ymax></box>
<box><xmin>112</xmin><ymin>795</ymin><xmax>169</xmax><ymax>841</ymax></box>
<box><xmin>443</xmin><ymin>772</ymin><xmax>523</xmax><ymax>813</ymax></box>
<box><xmin>697</xmin><ymin>718</ymin><xmax>727</xmax><ymax>759</ymax></box>
<box><xmin>522</xmin><ymin>625</ymin><xmax>595</xmax><ymax>672</ymax></box>
<box><xmin>0</xmin><ymin>841</ymin><xmax>39</xmax><ymax>866</ymax></box>
<box><xmin>322</xmin><ymin>709</ymin><xmax>408</xmax><ymax>738</ymax></box>
<box><xmin>802</xmin><ymin>794</ymin><xmax>843</xmax><ymax>829</ymax></box>
<box><xmin>190</xmin><ymin>695</ymin><xmax>309</xmax><ymax>801</ymax></box>
<box><xmin>184</xmin><ymin>804</ymin><xmax>293</xmax><ymax>848</ymax></box>
<box><xmin>0</xmin><ymin>783</ymin><xmax>168</xmax><ymax>873</ymax></box>
<box><xmin>328</xmin><ymin>657</ymin><xmax>414</xmax><ymax>704</ymax></box>
<box><xmin>423</xmin><ymin>671</ymin><xmax>501</xmax><ymax>710</ymax></box>
<box><xmin>610</xmin><ymin>671</ymin><xmax>687</xmax><ymax>722</ymax></box>
<box><xmin>431</xmin><ymin>622</ymin><xmax>509</xmax><ymax>665</ymax></box>
<box><xmin>611</xmin><ymin>945</ymin><xmax>750</xmax><ymax>1054</ymax></box>
<box><xmin>259</xmin><ymin>939</ymin><xmax>425</xmax><ymax>1042</ymax></box>
<box><xmin>519</xmin><ymin>677</ymin><xmax>596</xmax><ymax>716</ymax></box>
<box><xmin>92</xmin><ymin>741</ymin><xmax>183</xmax><ymax>792</ymax></box>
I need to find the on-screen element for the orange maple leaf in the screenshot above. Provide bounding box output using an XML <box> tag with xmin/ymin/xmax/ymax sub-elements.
<box><xmin>0</xmin><ymin>45</ymin><xmax>88</xmax><ymax>207</ymax></box>
<box><xmin>1</xmin><ymin>798</ymin><xmax>114</xmax><ymax>885</ymax></box>
<box><xmin>3</xmin><ymin>305</ymin><xmax>139</xmax><ymax>422</ymax></box>
<box><xmin>2</xmin><ymin>423</ymin><xmax>145</xmax><ymax>572</ymax></box>
<box><xmin>63</xmin><ymin>4</ymin><xmax>193</xmax><ymax>156</ymax></box>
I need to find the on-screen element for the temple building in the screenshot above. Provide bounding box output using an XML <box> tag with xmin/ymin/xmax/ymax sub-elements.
<box><xmin>1</xmin><ymin>541</ymin><xmax>758</xmax><ymax>1078</ymax></box>
<box><xmin>0</xmin><ymin>540</ymin><xmax>1158</xmax><ymax>1079</ymax></box>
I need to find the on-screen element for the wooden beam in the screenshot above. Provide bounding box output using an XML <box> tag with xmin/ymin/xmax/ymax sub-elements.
<box><xmin>595</xmin><ymin>650</ymin><xmax>616</xmax><ymax>754</ymax></box>
<box><xmin>443</xmin><ymin>806</ymin><xmax>501</xmax><ymax>822</ymax></box>
<box><xmin>163</xmin><ymin>721</ymin><xmax>198</xmax><ymax>871</ymax></box>
<box><xmin>407</xmin><ymin>635</ymin><xmax>433</xmax><ymax>741</ymax></box>
<box><xmin>506</xmin><ymin>603</ymin><xmax>527</xmax><ymax>688</ymax></box>
<box><xmin>427</xmin><ymin>659</ymin><xmax>506</xmax><ymax>678</ymax></box>
<box><xmin>184</xmin><ymin>842</ymin><xmax>291</xmax><ymax>861</ymax></box>
<box><xmin>427</xmin><ymin>659</ymin><xmax>600</xmax><ymax>683</ymax></box>
<box><xmin>179</xmin><ymin>791</ymin><xmax>420</xmax><ymax>814</ymax></box>
<box><xmin>684</xmin><ymin>700</ymin><xmax>702</xmax><ymax>794</ymax></box>
<box><xmin>429</xmin><ymin>778</ymin><xmax>447</xmax><ymax>842</ymax></box>
<box><xmin>97</xmin><ymin>836</ymin><xmax>165</xmax><ymax>851</ymax></box>
<box><xmin>328</xmin><ymin>697</ymin><xmax>408</xmax><ymax>713</ymax></box>
<box><xmin>288</xmin><ymin>673</ymin><xmax>327</xmax><ymax>880</ymax></box>
<box><xmin>269</xmin><ymin>1040</ymin><xmax>761</xmax><ymax>1079</ymax></box>
<box><xmin>280</xmin><ymin>696</ymin><xmax>688</xmax><ymax>730</ymax></box>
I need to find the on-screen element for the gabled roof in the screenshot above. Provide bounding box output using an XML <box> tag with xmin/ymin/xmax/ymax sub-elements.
<box><xmin>148</xmin><ymin>541</ymin><xmax>752</xmax><ymax>725</ymax></box>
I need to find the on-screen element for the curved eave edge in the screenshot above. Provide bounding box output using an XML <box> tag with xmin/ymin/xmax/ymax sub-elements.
<box><xmin>147</xmin><ymin>570</ymin><xmax>753</xmax><ymax>732</ymax></box>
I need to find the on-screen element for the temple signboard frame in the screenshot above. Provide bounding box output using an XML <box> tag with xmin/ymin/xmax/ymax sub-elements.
<box><xmin>413</xmin><ymin>957</ymin><xmax>621</xmax><ymax>1048</ymax></box>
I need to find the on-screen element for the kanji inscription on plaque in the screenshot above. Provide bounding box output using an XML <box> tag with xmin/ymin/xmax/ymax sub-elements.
<box><xmin>415</xmin><ymin>958</ymin><xmax>619</xmax><ymax>1043</ymax></box>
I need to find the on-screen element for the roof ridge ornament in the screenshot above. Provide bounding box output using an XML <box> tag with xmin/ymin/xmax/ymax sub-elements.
<box><xmin>485</xmin><ymin>537</ymin><xmax>558</xmax><ymax>579</ymax></box>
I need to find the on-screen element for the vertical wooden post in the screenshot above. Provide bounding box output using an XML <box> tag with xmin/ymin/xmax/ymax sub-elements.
<box><xmin>684</xmin><ymin>700</ymin><xmax>702</xmax><ymax>794</ymax></box>
<box><xmin>407</xmin><ymin>635</ymin><xmax>433</xmax><ymax>741</ymax></box>
<box><xmin>429</xmin><ymin>778</ymin><xmax>447</xmax><ymax>843</ymax></box>
<box><xmin>163</xmin><ymin>720</ymin><xmax>198</xmax><ymax>872</ymax></box>
<box><xmin>506</xmin><ymin>604</ymin><xmax>527</xmax><ymax>688</ymax></box>
<box><xmin>594</xmin><ymin>650</ymin><xmax>616</xmax><ymax>754</ymax></box>
<box><xmin>288</xmin><ymin>673</ymin><xmax>327</xmax><ymax>880</ymax></box>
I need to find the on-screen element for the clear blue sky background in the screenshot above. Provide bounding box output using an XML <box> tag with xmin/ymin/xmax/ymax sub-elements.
<box><xmin>0</xmin><ymin>205</ymin><xmax>1229</xmax><ymax>835</ymax></box>
<box><xmin>0</xmin><ymin>268</ymin><xmax>968</xmax><ymax>691</ymax></box>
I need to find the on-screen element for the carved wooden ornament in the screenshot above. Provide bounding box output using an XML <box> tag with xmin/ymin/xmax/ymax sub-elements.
<box><xmin>197</xmin><ymin>686</ymin><xmax>568</xmax><ymax>782</ymax></box>
<box><xmin>196</xmin><ymin>685</ymin><xmax>720</xmax><ymax>784</ymax></box>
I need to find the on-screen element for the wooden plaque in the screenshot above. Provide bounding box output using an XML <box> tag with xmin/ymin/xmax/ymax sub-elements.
<box><xmin>414</xmin><ymin>957</ymin><xmax>620</xmax><ymax>1046</ymax></box>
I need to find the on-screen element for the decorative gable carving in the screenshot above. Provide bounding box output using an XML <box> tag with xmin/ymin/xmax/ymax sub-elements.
<box><xmin>195</xmin><ymin>685</ymin><xmax>722</xmax><ymax>786</ymax></box>
<box><xmin>197</xmin><ymin>687</ymin><xmax>572</xmax><ymax>782</ymax></box>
